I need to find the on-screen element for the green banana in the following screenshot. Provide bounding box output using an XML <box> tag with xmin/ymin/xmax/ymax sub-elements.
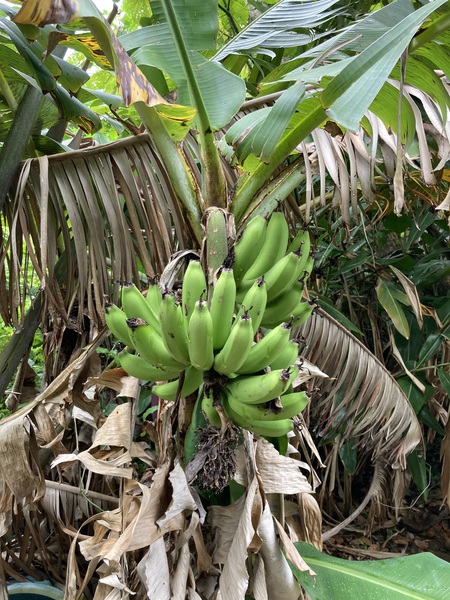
<box><xmin>209</xmin><ymin>268</ymin><xmax>236</xmax><ymax>350</ymax></box>
<box><xmin>278</xmin><ymin>390</ymin><xmax>310</xmax><ymax>414</ymax></box>
<box><xmin>152</xmin><ymin>365</ymin><xmax>203</xmax><ymax>401</ymax></box>
<box><xmin>225</xmin><ymin>388</ymin><xmax>309</xmax><ymax>422</ymax></box>
<box><xmin>128</xmin><ymin>319</ymin><xmax>188</xmax><ymax>370</ymax></box>
<box><xmin>145</xmin><ymin>277</ymin><xmax>163</xmax><ymax>318</ymax></box>
<box><xmin>299</xmin><ymin>253</ymin><xmax>314</xmax><ymax>284</ymax></box>
<box><xmin>293</xmin><ymin>236</ymin><xmax>313</xmax><ymax>281</ymax></box>
<box><xmin>245</xmin><ymin>417</ymin><xmax>294</xmax><ymax>438</ymax></box>
<box><xmin>225</xmin><ymin>367</ymin><xmax>296</xmax><ymax>405</ymax></box>
<box><xmin>235</xmin><ymin>277</ymin><xmax>268</xmax><ymax>334</ymax></box>
<box><xmin>260</xmin><ymin>280</ymin><xmax>304</xmax><ymax>328</ymax></box>
<box><xmin>235</xmin><ymin>278</ymin><xmax>254</xmax><ymax>304</ymax></box>
<box><xmin>121</xmin><ymin>283</ymin><xmax>161</xmax><ymax>333</ymax></box>
<box><xmin>264</xmin><ymin>251</ymin><xmax>305</xmax><ymax>302</ymax></box>
<box><xmin>159</xmin><ymin>293</ymin><xmax>190</xmax><ymax>364</ymax></box>
<box><xmin>187</xmin><ymin>298</ymin><xmax>215</xmax><ymax>371</ymax></box>
<box><xmin>117</xmin><ymin>349</ymin><xmax>180</xmax><ymax>381</ymax></box>
<box><xmin>291</xmin><ymin>300</ymin><xmax>316</xmax><ymax>327</ymax></box>
<box><xmin>288</xmin><ymin>226</ymin><xmax>311</xmax><ymax>255</ymax></box>
<box><xmin>201</xmin><ymin>389</ymin><xmax>222</xmax><ymax>427</ymax></box>
<box><xmin>222</xmin><ymin>393</ymin><xmax>294</xmax><ymax>437</ymax></box>
<box><xmin>236</xmin><ymin>321</ymin><xmax>291</xmax><ymax>375</ymax></box>
<box><xmin>232</xmin><ymin>215</ymin><xmax>267</xmax><ymax>285</ymax></box>
<box><xmin>269</xmin><ymin>339</ymin><xmax>299</xmax><ymax>370</ymax></box>
<box><xmin>243</xmin><ymin>212</ymin><xmax>289</xmax><ymax>280</ymax></box>
<box><xmin>213</xmin><ymin>312</ymin><xmax>254</xmax><ymax>375</ymax></box>
<box><xmin>182</xmin><ymin>261</ymin><xmax>207</xmax><ymax>324</ymax></box>
<box><xmin>105</xmin><ymin>304</ymin><xmax>135</xmax><ymax>348</ymax></box>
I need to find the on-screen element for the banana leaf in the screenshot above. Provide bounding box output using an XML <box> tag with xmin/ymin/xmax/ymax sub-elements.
<box><xmin>292</xmin><ymin>542</ymin><xmax>450</xmax><ymax>600</ymax></box>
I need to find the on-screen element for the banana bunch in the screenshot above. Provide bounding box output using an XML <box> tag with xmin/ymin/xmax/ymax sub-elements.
<box><xmin>103</xmin><ymin>211</ymin><xmax>315</xmax><ymax>440</ymax></box>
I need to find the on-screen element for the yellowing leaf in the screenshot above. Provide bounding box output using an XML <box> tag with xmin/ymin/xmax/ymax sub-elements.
<box><xmin>49</xmin><ymin>31</ymin><xmax>113</xmax><ymax>69</ymax></box>
<box><xmin>14</xmin><ymin>0</ymin><xmax>168</xmax><ymax>108</ymax></box>
<box><xmin>14</xmin><ymin>0</ymin><xmax>81</xmax><ymax>25</ymax></box>
<box><xmin>156</xmin><ymin>103</ymin><xmax>197</xmax><ymax>142</ymax></box>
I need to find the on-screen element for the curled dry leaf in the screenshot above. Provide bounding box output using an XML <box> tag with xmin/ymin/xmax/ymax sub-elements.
<box><xmin>218</xmin><ymin>477</ymin><xmax>263</xmax><ymax>600</ymax></box>
<box><xmin>234</xmin><ymin>438</ymin><xmax>312</xmax><ymax>495</ymax></box>
<box><xmin>137</xmin><ymin>537</ymin><xmax>171</xmax><ymax>600</ymax></box>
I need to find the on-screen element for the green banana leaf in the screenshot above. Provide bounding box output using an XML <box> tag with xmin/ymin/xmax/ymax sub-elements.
<box><xmin>292</xmin><ymin>542</ymin><xmax>450</xmax><ymax>600</ymax></box>
<box><xmin>243</xmin><ymin>82</ymin><xmax>306</xmax><ymax>163</ymax></box>
<box><xmin>0</xmin><ymin>17</ymin><xmax>101</xmax><ymax>132</ymax></box>
<box><xmin>213</xmin><ymin>0</ymin><xmax>343</xmax><ymax>61</ymax></box>
<box><xmin>281</xmin><ymin>0</ymin><xmax>416</xmax><ymax>79</ymax></box>
<box><xmin>120</xmin><ymin>0</ymin><xmax>246</xmax><ymax>130</ymax></box>
<box><xmin>321</xmin><ymin>0</ymin><xmax>449</xmax><ymax>130</ymax></box>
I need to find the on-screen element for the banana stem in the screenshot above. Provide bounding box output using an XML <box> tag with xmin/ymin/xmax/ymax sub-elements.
<box><xmin>204</xmin><ymin>207</ymin><xmax>229</xmax><ymax>287</ymax></box>
<box><xmin>240</xmin><ymin>160</ymin><xmax>306</xmax><ymax>226</ymax></box>
<box><xmin>157</xmin><ymin>0</ymin><xmax>227</xmax><ymax>208</ymax></box>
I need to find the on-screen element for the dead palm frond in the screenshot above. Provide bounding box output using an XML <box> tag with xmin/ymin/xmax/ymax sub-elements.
<box><xmin>299</xmin><ymin>308</ymin><xmax>422</xmax><ymax>470</ymax></box>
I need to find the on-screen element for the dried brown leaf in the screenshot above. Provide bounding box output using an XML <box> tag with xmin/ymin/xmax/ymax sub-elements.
<box><xmin>234</xmin><ymin>438</ymin><xmax>311</xmax><ymax>495</ymax></box>
<box><xmin>218</xmin><ymin>476</ymin><xmax>262</xmax><ymax>600</ymax></box>
<box><xmin>91</xmin><ymin>402</ymin><xmax>132</xmax><ymax>450</ymax></box>
<box><xmin>105</xmin><ymin>462</ymin><xmax>170</xmax><ymax>561</ymax></box>
<box><xmin>172</xmin><ymin>543</ymin><xmax>191</xmax><ymax>600</ymax></box>
<box><xmin>137</xmin><ymin>537</ymin><xmax>171</xmax><ymax>600</ymax></box>
<box><xmin>296</xmin><ymin>493</ymin><xmax>323</xmax><ymax>550</ymax></box>
<box><xmin>0</xmin><ymin>417</ymin><xmax>39</xmax><ymax>510</ymax></box>
<box><xmin>157</xmin><ymin>462</ymin><xmax>197</xmax><ymax>528</ymax></box>
<box><xmin>52</xmin><ymin>448</ymin><xmax>134</xmax><ymax>478</ymax></box>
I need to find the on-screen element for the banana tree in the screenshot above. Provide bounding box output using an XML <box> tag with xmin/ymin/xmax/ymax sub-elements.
<box><xmin>1</xmin><ymin>0</ymin><xmax>450</xmax><ymax>598</ymax></box>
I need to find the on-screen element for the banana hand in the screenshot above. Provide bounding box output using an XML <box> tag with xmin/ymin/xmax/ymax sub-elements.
<box><xmin>182</xmin><ymin>260</ymin><xmax>207</xmax><ymax>324</ymax></box>
<box><xmin>222</xmin><ymin>393</ymin><xmax>294</xmax><ymax>437</ymax></box>
<box><xmin>105</xmin><ymin>304</ymin><xmax>135</xmax><ymax>348</ymax></box>
<box><xmin>235</xmin><ymin>277</ymin><xmax>268</xmax><ymax>334</ymax></box>
<box><xmin>225</xmin><ymin>388</ymin><xmax>309</xmax><ymax>422</ymax></box>
<box><xmin>128</xmin><ymin>319</ymin><xmax>187</xmax><ymax>370</ymax></box>
<box><xmin>243</xmin><ymin>212</ymin><xmax>289</xmax><ymax>280</ymax></box>
<box><xmin>159</xmin><ymin>293</ymin><xmax>190</xmax><ymax>364</ymax></box>
<box><xmin>121</xmin><ymin>283</ymin><xmax>161</xmax><ymax>333</ymax></box>
<box><xmin>232</xmin><ymin>215</ymin><xmax>267</xmax><ymax>285</ymax></box>
<box><xmin>269</xmin><ymin>339</ymin><xmax>299</xmax><ymax>370</ymax></box>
